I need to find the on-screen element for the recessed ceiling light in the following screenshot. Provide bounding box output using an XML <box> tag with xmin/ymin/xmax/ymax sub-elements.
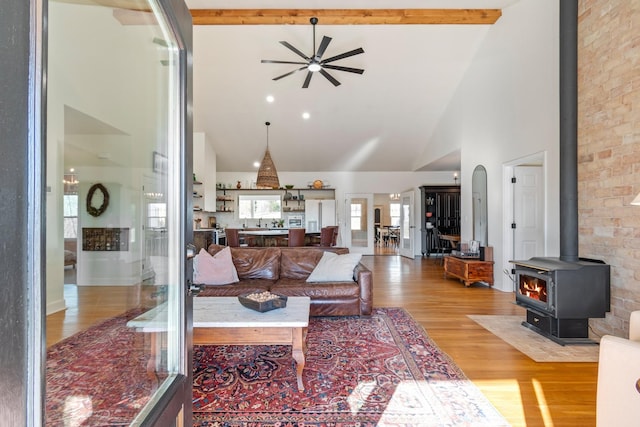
<box><xmin>266</xmin><ymin>95</ymin><xmax>275</xmax><ymax>103</ymax></box>
<box><xmin>302</xmin><ymin>112</ymin><xmax>310</xmax><ymax>120</ymax></box>
<box><xmin>253</xmin><ymin>161</ymin><xmax>261</xmax><ymax>168</ymax></box>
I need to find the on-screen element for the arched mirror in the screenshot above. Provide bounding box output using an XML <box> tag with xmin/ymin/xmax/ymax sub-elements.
<box><xmin>472</xmin><ymin>165</ymin><xmax>488</xmax><ymax>246</ymax></box>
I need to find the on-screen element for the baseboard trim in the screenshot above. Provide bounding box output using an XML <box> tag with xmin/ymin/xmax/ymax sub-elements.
<box><xmin>46</xmin><ymin>298</ymin><xmax>67</xmax><ymax>316</ymax></box>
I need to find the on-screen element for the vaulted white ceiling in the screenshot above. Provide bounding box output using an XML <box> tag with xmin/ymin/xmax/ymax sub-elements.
<box><xmin>188</xmin><ymin>0</ymin><xmax>522</xmax><ymax>173</ymax></box>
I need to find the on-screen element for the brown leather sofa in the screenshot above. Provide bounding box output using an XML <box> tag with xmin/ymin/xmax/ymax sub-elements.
<box><xmin>197</xmin><ymin>245</ymin><xmax>373</xmax><ymax>316</ymax></box>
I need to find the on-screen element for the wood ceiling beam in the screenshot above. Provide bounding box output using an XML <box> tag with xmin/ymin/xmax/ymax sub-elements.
<box><xmin>190</xmin><ymin>9</ymin><xmax>502</xmax><ymax>26</ymax></box>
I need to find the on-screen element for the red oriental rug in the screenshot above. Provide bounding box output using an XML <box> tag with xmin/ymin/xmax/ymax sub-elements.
<box><xmin>46</xmin><ymin>309</ymin><xmax>160</xmax><ymax>426</ymax></box>
<box><xmin>193</xmin><ymin>307</ymin><xmax>509</xmax><ymax>426</ymax></box>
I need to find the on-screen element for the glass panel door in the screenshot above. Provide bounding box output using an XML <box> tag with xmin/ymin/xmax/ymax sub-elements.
<box><xmin>345</xmin><ymin>194</ymin><xmax>374</xmax><ymax>254</ymax></box>
<box><xmin>399</xmin><ymin>191</ymin><xmax>415</xmax><ymax>258</ymax></box>
<box><xmin>46</xmin><ymin>0</ymin><xmax>191</xmax><ymax>424</ymax></box>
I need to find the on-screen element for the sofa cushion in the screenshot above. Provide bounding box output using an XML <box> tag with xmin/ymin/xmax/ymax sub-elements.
<box><xmin>271</xmin><ymin>278</ymin><xmax>361</xmax><ymax>299</ymax></box>
<box><xmin>280</xmin><ymin>247</ymin><xmax>350</xmax><ymax>280</ymax></box>
<box><xmin>230</xmin><ymin>247</ymin><xmax>281</xmax><ymax>280</ymax></box>
<box><xmin>198</xmin><ymin>280</ymin><xmax>273</xmax><ymax>297</ymax></box>
<box><xmin>279</xmin><ymin>249</ymin><xmax>326</xmax><ymax>279</ymax></box>
<box><xmin>193</xmin><ymin>247</ymin><xmax>239</xmax><ymax>285</ymax></box>
<box><xmin>307</xmin><ymin>251</ymin><xmax>362</xmax><ymax>282</ymax></box>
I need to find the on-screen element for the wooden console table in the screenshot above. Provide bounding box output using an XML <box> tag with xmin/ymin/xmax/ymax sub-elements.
<box><xmin>443</xmin><ymin>256</ymin><xmax>494</xmax><ymax>287</ymax></box>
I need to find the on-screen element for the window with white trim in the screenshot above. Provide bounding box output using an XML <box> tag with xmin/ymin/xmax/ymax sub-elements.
<box><xmin>238</xmin><ymin>194</ymin><xmax>282</xmax><ymax>219</ymax></box>
<box><xmin>63</xmin><ymin>174</ymin><xmax>78</xmax><ymax>238</ymax></box>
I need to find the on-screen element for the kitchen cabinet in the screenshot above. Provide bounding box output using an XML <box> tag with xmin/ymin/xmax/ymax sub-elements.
<box><xmin>420</xmin><ymin>185</ymin><xmax>460</xmax><ymax>256</ymax></box>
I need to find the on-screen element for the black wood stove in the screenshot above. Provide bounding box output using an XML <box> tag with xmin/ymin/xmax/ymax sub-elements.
<box><xmin>511</xmin><ymin>257</ymin><xmax>609</xmax><ymax>344</ymax></box>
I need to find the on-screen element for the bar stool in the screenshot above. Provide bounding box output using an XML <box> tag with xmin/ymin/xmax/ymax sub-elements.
<box><xmin>310</xmin><ymin>226</ymin><xmax>334</xmax><ymax>246</ymax></box>
<box><xmin>225</xmin><ymin>228</ymin><xmax>240</xmax><ymax>247</ymax></box>
<box><xmin>328</xmin><ymin>226</ymin><xmax>339</xmax><ymax>246</ymax></box>
<box><xmin>288</xmin><ymin>228</ymin><xmax>306</xmax><ymax>247</ymax></box>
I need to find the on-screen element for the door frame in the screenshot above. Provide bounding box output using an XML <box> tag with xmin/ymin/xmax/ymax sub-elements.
<box><xmin>398</xmin><ymin>190</ymin><xmax>415</xmax><ymax>259</ymax></box>
<box><xmin>502</xmin><ymin>152</ymin><xmax>546</xmax><ymax>292</ymax></box>
<box><xmin>3</xmin><ymin>0</ymin><xmax>194</xmax><ymax>423</ymax></box>
<box><xmin>344</xmin><ymin>193</ymin><xmax>375</xmax><ymax>254</ymax></box>
<box><xmin>3</xmin><ymin>0</ymin><xmax>47</xmax><ymax>423</ymax></box>
<box><xmin>129</xmin><ymin>0</ymin><xmax>195</xmax><ymax>423</ymax></box>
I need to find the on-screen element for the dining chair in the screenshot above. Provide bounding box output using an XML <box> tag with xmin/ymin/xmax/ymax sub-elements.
<box><xmin>432</xmin><ymin>228</ymin><xmax>447</xmax><ymax>265</ymax></box>
<box><xmin>388</xmin><ymin>227</ymin><xmax>399</xmax><ymax>247</ymax></box>
<box><xmin>288</xmin><ymin>228</ymin><xmax>306</xmax><ymax>247</ymax></box>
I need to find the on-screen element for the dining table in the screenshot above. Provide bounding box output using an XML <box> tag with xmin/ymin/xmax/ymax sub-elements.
<box><xmin>377</xmin><ymin>226</ymin><xmax>399</xmax><ymax>246</ymax></box>
<box><xmin>440</xmin><ymin>234</ymin><xmax>461</xmax><ymax>249</ymax></box>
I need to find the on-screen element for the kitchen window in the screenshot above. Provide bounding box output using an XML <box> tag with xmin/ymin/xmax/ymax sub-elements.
<box><xmin>238</xmin><ymin>194</ymin><xmax>282</xmax><ymax>219</ymax></box>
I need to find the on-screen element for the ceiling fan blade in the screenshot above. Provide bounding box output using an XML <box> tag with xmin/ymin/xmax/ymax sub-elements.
<box><xmin>279</xmin><ymin>41</ymin><xmax>310</xmax><ymax>61</ymax></box>
<box><xmin>322</xmin><ymin>47</ymin><xmax>365</xmax><ymax>64</ymax></box>
<box><xmin>261</xmin><ymin>59</ymin><xmax>308</xmax><ymax>65</ymax></box>
<box><xmin>319</xmin><ymin>69</ymin><xmax>341</xmax><ymax>87</ymax></box>
<box><xmin>302</xmin><ymin>71</ymin><xmax>313</xmax><ymax>88</ymax></box>
<box><xmin>322</xmin><ymin>64</ymin><xmax>365</xmax><ymax>75</ymax></box>
<box><xmin>315</xmin><ymin>36</ymin><xmax>332</xmax><ymax>60</ymax></box>
<box><xmin>273</xmin><ymin>66</ymin><xmax>307</xmax><ymax>81</ymax></box>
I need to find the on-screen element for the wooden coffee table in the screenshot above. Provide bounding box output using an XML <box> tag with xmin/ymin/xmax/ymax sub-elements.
<box><xmin>193</xmin><ymin>296</ymin><xmax>311</xmax><ymax>391</ymax></box>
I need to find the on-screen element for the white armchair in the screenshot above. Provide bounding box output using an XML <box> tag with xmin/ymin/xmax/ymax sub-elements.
<box><xmin>596</xmin><ymin>311</ymin><xmax>640</xmax><ymax>426</ymax></box>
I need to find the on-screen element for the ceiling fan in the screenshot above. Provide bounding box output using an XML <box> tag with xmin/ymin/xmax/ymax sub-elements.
<box><xmin>261</xmin><ymin>17</ymin><xmax>365</xmax><ymax>88</ymax></box>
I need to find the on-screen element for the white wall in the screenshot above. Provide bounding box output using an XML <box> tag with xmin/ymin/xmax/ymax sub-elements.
<box><xmin>75</xmin><ymin>167</ymin><xmax>145</xmax><ymax>286</ymax></box>
<box><xmin>193</xmin><ymin>132</ymin><xmax>217</xmax><ymax>212</ymax></box>
<box><xmin>426</xmin><ymin>0</ymin><xmax>560</xmax><ymax>291</ymax></box>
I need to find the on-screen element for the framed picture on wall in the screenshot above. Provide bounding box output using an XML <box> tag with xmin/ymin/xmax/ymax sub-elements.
<box><xmin>153</xmin><ymin>151</ymin><xmax>167</xmax><ymax>174</ymax></box>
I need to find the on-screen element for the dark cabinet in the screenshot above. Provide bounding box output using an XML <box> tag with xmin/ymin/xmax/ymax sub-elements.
<box><xmin>420</xmin><ymin>186</ymin><xmax>461</xmax><ymax>256</ymax></box>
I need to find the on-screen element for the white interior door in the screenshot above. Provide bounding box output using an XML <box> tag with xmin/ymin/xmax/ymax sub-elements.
<box><xmin>513</xmin><ymin>166</ymin><xmax>545</xmax><ymax>259</ymax></box>
<box><xmin>344</xmin><ymin>193</ymin><xmax>374</xmax><ymax>254</ymax></box>
<box><xmin>398</xmin><ymin>191</ymin><xmax>415</xmax><ymax>258</ymax></box>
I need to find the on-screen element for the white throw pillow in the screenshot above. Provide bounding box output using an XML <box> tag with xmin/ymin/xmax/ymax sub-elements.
<box><xmin>193</xmin><ymin>247</ymin><xmax>239</xmax><ymax>285</ymax></box>
<box><xmin>306</xmin><ymin>251</ymin><xmax>362</xmax><ymax>282</ymax></box>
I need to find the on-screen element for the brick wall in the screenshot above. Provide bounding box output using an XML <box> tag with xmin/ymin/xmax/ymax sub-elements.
<box><xmin>578</xmin><ymin>0</ymin><xmax>640</xmax><ymax>338</ymax></box>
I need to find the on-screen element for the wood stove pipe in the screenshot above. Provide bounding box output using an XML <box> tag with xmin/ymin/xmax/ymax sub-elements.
<box><xmin>559</xmin><ymin>0</ymin><xmax>579</xmax><ymax>263</ymax></box>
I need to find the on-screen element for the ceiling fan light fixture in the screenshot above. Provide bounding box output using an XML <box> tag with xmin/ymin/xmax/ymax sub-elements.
<box><xmin>307</xmin><ymin>62</ymin><xmax>321</xmax><ymax>72</ymax></box>
<box><xmin>261</xmin><ymin>16</ymin><xmax>364</xmax><ymax>88</ymax></box>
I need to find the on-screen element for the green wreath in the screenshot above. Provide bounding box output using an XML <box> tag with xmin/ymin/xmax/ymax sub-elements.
<box><xmin>86</xmin><ymin>183</ymin><xmax>109</xmax><ymax>217</ymax></box>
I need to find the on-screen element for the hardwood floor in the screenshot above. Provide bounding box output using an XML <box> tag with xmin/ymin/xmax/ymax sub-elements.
<box><xmin>363</xmin><ymin>255</ymin><xmax>598</xmax><ymax>427</ymax></box>
<box><xmin>47</xmin><ymin>256</ymin><xmax>598</xmax><ymax>426</ymax></box>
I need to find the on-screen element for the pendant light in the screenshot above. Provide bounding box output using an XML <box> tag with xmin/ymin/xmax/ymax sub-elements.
<box><xmin>256</xmin><ymin>121</ymin><xmax>280</xmax><ymax>189</ymax></box>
